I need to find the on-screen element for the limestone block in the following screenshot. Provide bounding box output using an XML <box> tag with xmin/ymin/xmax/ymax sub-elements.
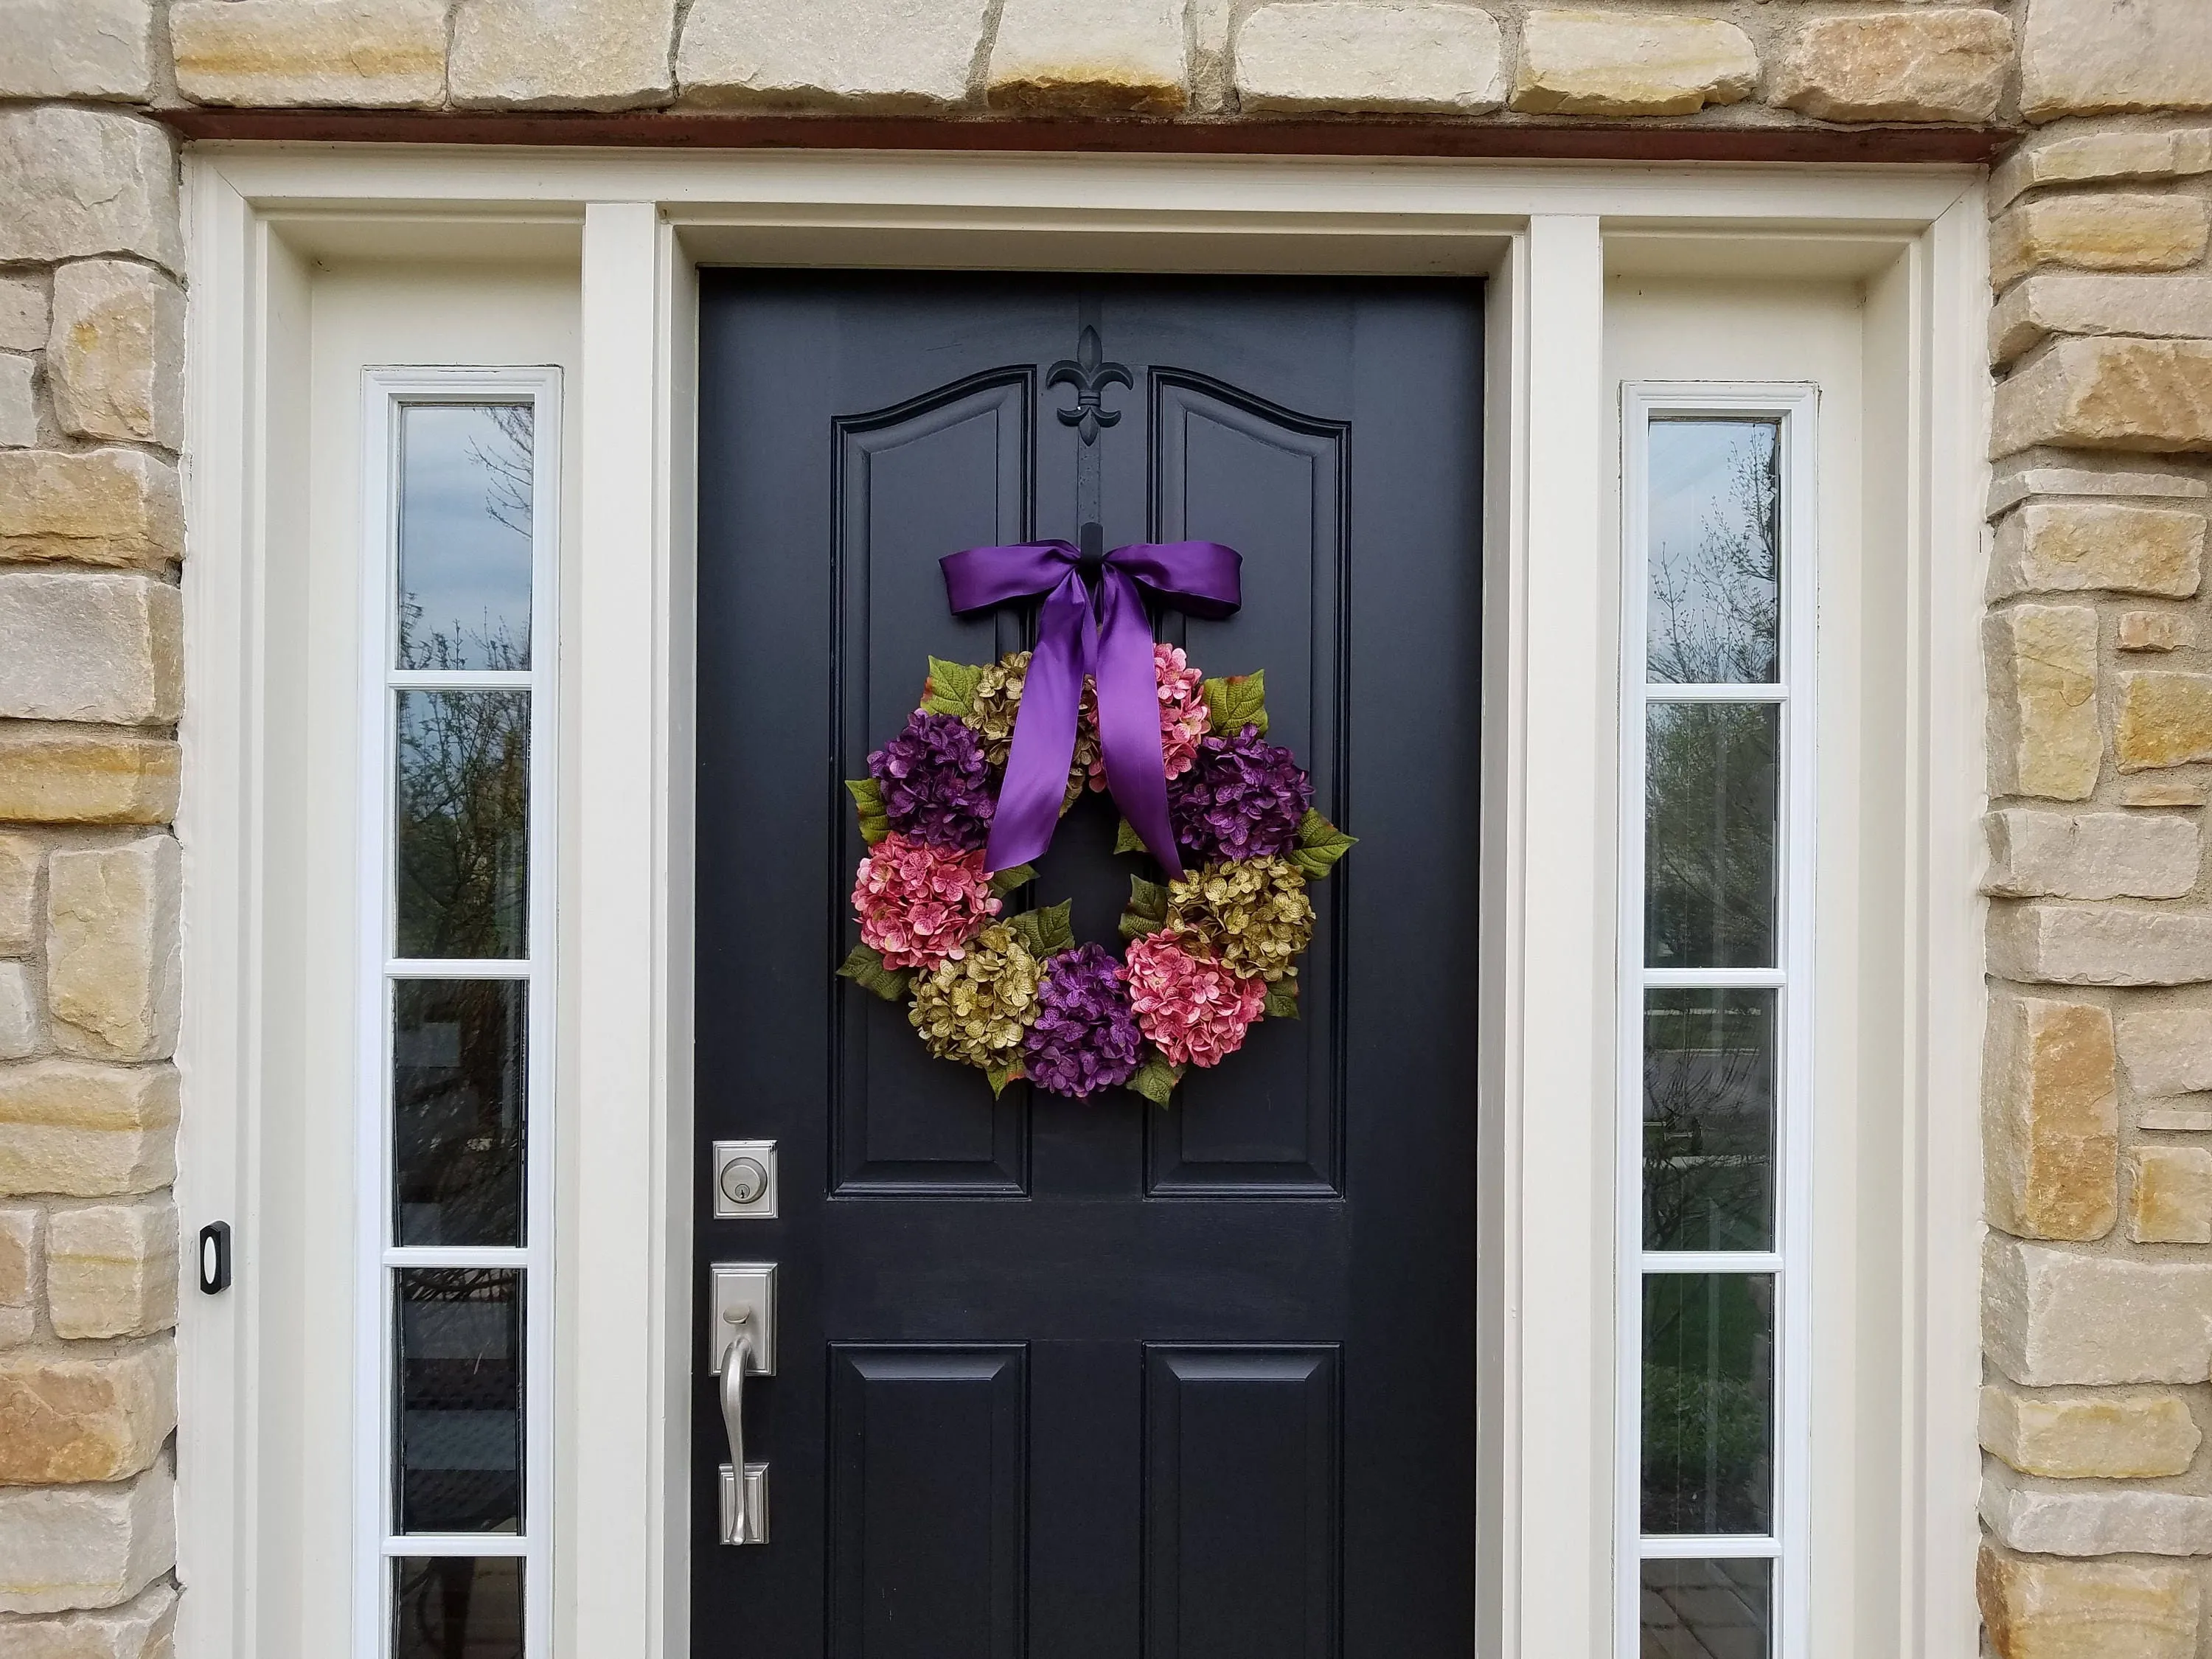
<box><xmin>2119</xmin><ymin>1006</ymin><xmax>2212</xmax><ymax>1096</ymax></box>
<box><xmin>0</xmin><ymin>355</ymin><xmax>35</xmax><ymax>449</ymax></box>
<box><xmin>0</xmin><ymin>279</ymin><xmax>48</xmax><ymax>354</ymax></box>
<box><xmin>1980</xmin><ymin>1385</ymin><xmax>2201</xmax><ymax>1480</ymax></box>
<box><xmin>450</xmin><ymin>0</ymin><xmax>678</xmax><ymax>110</ymax></box>
<box><xmin>0</xmin><ymin>735</ymin><xmax>179</xmax><ymax>827</ymax></box>
<box><xmin>2118</xmin><ymin>672</ymin><xmax>2212</xmax><ymax>771</ymax></box>
<box><xmin>2120</xmin><ymin>611</ymin><xmax>2194</xmax><ymax>652</ymax></box>
<box><xmin>1992</xmin><ymin>276</ymin><xmax>2212</xmax><ymax>369</ymax></box>
<box><xmin>1986</xmin><ymin>1233</ymin><xmax>2212</xmax><ymax>1384</ymax></box>
<box><xmin>0</xmin><ymin>1462</ymin><xmax>172</xmax><ymax>1614</ymax></box>
<box><xmin>1994</xmin><ymin>338</ymin><xmax>2212</xmax><ymax>458</ymax></box>
<box><xmin>0</xmin><ymin>1582</ymin><xmax>179</xmax><ymax>1659</ymax></box>
<box><xmin>1991</xmin><ymin>904</ymin><xmax>2212</xmax><ymax>987</ymax></box>
<box><xmin>0</xmin><ymin>1063</ymin><xmax>177</xmax><ymax>1198</ymax></box>
<box><xmin>1983</xmin><ymin>992</ymin><xmax>2118</xmax><ymax>1240</ymax></box>
<box><xmin>1991</xmin><ymin>197</ymin><xmax>2211</xmax><ymax>291</ymax></box>
<box><xmin>47</xmin><ymin>262</ymin><xmax>184</xmax><ymax>450</ymax></box>
<box><xmin>1986</xmin><ymin>605</ymin><xmax>2101</xmax><ymax>800</ymax></box>
<box><xmin>0</xmin><ymin>451</ymin><xmax>182</xmax><ymax>569</ymax></box>
<box><xmin>2131</xmin><ymin>1146</ymin><xmax>2212</xmax><ymax>1244</ymax></box>
<box><xmin>1770</xmin><ymin>9</ymin><xmax>2008</xmax><ymax>125</ymax></box>
<box><xmin>1989</xmin><ymin>461</ymin><xmax>2211</xmax><ymax>521</ymax></box>
<box><xmin>1978</xmin><ymin>1544</ymin><xmax>2199</xmax><ymax>1658</ymax></box>
<box><xmin>0</xmin><ymin>111</ymin><xmax>178</xmax><ymax>274</ymax></box>
<box><xmin>46</xmin><ymin>1200</ymin><xmax>175</xmax><ymax>1340</ymax></box>
<box><xmin>0</xmin><ymin>839</ymin><xmax>35</xmax><ymax>956</ymax></box>
<box><xmin>0</xmin><ymin>0</ymin><xmax>157</xmax><ymax>102</ymax></box>
<box><xmin>678</xmin><ymin>0</ymin><xmax>990</xmax><ymax>108</ymax></box>
<box><xmin>2144</xmin><ymin>1103</ymin><xmax>2212</xmax><ymax>1130</ymax></box>
<box><xmin>1997</xmin><ymin>128</ymin><xmax>2212</xmax><ymax>212</ymax></box>
<box><xmin>1984</xmin><ymin>1473</ymin><xmax>2212</xmax><ymax>1557</ymax></box>
<box><xmin>0</xmin><ymin>964</ymin><xmax>36</xmax><ymax>1062</ymax></box>
<box><xmin>2021</xmin><ymin>0</ymin><xmax>2212</xmax><ymax>124</ymax></box>
<box><xmin>1234</xmin><ymin>2</ymin><xmax>1506</xmax><ymax>115</ymax></box>
<box><xmin>0</xmin><ymin>1206</ymin><xmax>33</xmax><ymax>1309</ymax></box>
<box><xmin>1992</xmin><ymin>502</ymin><xmax>2205</xmax><ymax>599</ymax></box>
<box><xmin>1511</xmin><ymin>10</ymin><xmax>1756</xmax><ymax>116</ymax></box>
<box><xmin>1984</xmin><ymin>811</ymin><xmax>2199</xmax><ymax>902</ymax></box>
<box><xmin>988</xmin><ymin>0</ymin><xmax>1189</xmax><ymax>114</ymax></box>
<box><xmin>46</xmin><ymin>839</ymin><xmax>180</xmax><ymax>1065</ymax></box>
<box><xmin>0</xmin><ymin>1343</ymin><xmax>173</xmax><ymax>1484</ymax></box>
<box><xmin>0</xmin><ymin>575</ymin><xmax>183</xmax><ymax>726</ymax></box>
<box><xmin>173</xmin><ymin>0</ymin><xmax>451</xmax><ymax>108</ymax></box>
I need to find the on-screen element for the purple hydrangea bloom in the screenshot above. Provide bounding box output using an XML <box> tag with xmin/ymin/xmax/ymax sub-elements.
<box><xmin>1022</xmin><ymin>942</ymin><xmax>1144</xmax><ymax>1099</ymax></box>
<box><xmin>870</xmin><ymin>711</ymin><xmax>995</xmax><ymax>852</ymax></box>
<box><xmin>1168</xmin><ymin>723</ymin><xmax>1312</xmax><ymax>861</ymax></box>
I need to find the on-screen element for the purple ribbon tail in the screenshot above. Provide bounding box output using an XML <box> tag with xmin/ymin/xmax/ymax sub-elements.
<box><xmin>940</xmin><ymin>538</ymin><xmax>1242</xmax><ymax>879</ymax></box>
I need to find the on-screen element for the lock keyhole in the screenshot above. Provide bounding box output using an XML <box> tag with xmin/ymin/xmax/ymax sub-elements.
<box><xmin>720</xmin><ymin>1157</ymin><xmax>768</xmax><ymax>1206</ymax></box>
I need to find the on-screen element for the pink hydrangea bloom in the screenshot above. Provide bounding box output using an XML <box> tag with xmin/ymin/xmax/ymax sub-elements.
<box><xmin>1121</xmin><ymin>932</ymin><xmax>1266</xmax><ymax>1068</ymax></box>
<box><xmin>1085</xmin><ymin>642</ymin><xmax>1213</xmax><ymax>790</ymax></box>
<box><xmin>853</xmin><ymin>832</ymin><xmax>1001</xmax><ymax>969</ymax></box>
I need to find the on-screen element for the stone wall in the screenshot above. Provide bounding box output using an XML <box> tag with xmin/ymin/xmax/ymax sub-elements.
<box><xmin>0</xmin><ymin>0</ymin><xmax>2208</xmax><ymax>1651</ymax></box>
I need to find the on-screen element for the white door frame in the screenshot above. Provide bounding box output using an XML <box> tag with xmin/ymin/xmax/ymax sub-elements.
<box><xmin>178</xmin><ymin>147</ymin><xmax>1989</xmax><ymax>1659</ymax></box>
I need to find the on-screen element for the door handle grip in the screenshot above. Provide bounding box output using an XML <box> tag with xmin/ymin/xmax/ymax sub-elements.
<box><xmin>719</xmin><ymin>1317</ymin><xmax>759</xmax><ymax>1545</ymax></box>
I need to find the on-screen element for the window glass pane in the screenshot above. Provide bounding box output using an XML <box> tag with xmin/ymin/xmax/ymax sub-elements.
<box><xmin>394</xmin><ymin>980</ymin><xmax>526</xmax><ymax>1248</ymax></box>
<box><xmin>396</xmin><ymin>690</ymin><xmax>529</xmax><ymax>960</ymax></box>
<box><xmin>397</xmin><ymin>403</ymin><xmax>534</xmax><ymax>671</ymax></box>
<box><xmin>1646</xmin><ymin>703</ymin><xmax>1778</xmax><ymax>970</ymax></box>
<box><xmin>1641</xmin><ymin>1558</ymin><xmax>1770</xmax><ymax>1659</ymax></box>
<box><xmin>396</xmin><ymin>1268</ymin><xmax>523</xmax><ymax>1534</ymax></box>
<box><xmin>1642</xmin><ymin>1273</ymin><xmax>1773</xmax><ymax>1535</ymax></box>
<box><xmin>1647</xmin><ymin>419</ymin><xmax>1780</xmax><ymax>686</ymax></box>
<box><xmin>393</xmin><ymin>1557</ymin><xmax>524</xmax><ymax>1659</ymax></box>
<box><xmin>1644</xmin><ymin>990</ymin><xmax>1776</xmax><ymax>1253</ymax></box>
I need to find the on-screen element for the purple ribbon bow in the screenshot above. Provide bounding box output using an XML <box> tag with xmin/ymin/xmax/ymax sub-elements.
<box><xmin>940</xmin><ymin>538</ymin><xmax>1242</xmax><ymax>878</ymax></box>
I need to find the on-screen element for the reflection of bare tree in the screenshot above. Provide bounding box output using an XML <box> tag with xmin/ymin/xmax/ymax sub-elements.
<box><xmin>397</xmin><ymin>678</ymin><xmax>529</xmax><ymax>960</ymax></box>
<box><xmin>468</xmin><ymin>403</ymin><xmax>534</xmax><ymax>540</ymax></box>
<box><xmin>1645</xmin><ymin>703</ymin><xmax>1776</xmax><ymax>968</ymax></box>
<box><xmin>394</xmin><ymin>980</ymin><xmax>526</xmax><ymax>1247</ymax></box>
<box><xmin>1649</xmin><ymin>425</ymin><xmax>1781</xmax><ymax>685</ymax></box>
<box><xmin>1643</xmin><ymin>993</ymin><xmax>1773</xmax><ymax>1251</ymax></box>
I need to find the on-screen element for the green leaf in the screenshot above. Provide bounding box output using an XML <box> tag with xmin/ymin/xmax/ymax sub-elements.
<box><xmin>1114</xmin><ymin>817</ymin><xmax>1147</xmax><ymax>855</ymax></box>
<box><xmin>1287</xmin><ymin>809</ymin><xmax>1357</xmax><ymax>880</ymax></box>
<box><xmin>845</xmin><ymin>777</ymin><xmax>890</xmax><ymax>846</ymax></box>
<box><xmin>988</xmin><ymin>862</ymin><xmax>1037</xmax><ymax>897</ymax></box>
<box><xmin>1127</xmin><ymin>1052</ymin><xmax>1184</xmax><ymax>1106</ymax></box>
<box><xmin>1263</xmin><ymin>981</ymin><xmax>1301</xmax><ymax>1020</ymax></box>
<box><xmin>1033</xmin><ymin>899</ymin><xmax>1075</xmax><ymax>956</ymax></box>
<box><xmin>1200</xmin><ymin>670</ymin><xmax>1267</xmax><ymax>737</ymax></box>
<box><xmin>836</xmin><ymin>943</ymin><xmax>913</xmax><ymax>1003</ymax></box>
<box><xmin>920</xmin><ymin>657</ymin><xmax>984</xmax><ymax>719</ymax></box>
<box><xmin>1119</xmin><ymin>875</ymin><xmax>1169</xmax><ymax>942</ymax></box>
<box><xmin>1004</xmin><ymin>901</ymin><xmax>1074</xmax><ymax>959</ymax></box>
<box><xmin>985</xmin><ymin>1059</ymin><xmax>1023</xmax><ymax>1097</ymax></box>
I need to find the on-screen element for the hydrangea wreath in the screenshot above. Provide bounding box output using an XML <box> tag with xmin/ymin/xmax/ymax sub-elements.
<box><xmin>838</xmin><ymin>644</ymin><xmax>1354</xmax><ymax>1104</ymax></box>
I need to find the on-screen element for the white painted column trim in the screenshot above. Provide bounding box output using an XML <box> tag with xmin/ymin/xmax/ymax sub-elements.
<box><xmin>566</xmin><ymin>200</ymin><xmax>681</xmax><ymax>1659</ymax></box>
<box><xmin>1498</xmin><ymin>214</ymin><xmax>1614</xmax><ymax>1658</ymax></box>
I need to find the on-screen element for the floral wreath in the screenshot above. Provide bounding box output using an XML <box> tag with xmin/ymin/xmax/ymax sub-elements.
<box><xmin>837</xmin><ymin>643</ymin><xmax>1354</xmax><ymax>1105</ymax></box>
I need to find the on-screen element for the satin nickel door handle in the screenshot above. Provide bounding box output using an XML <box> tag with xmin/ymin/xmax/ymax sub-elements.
<box><xmin>709</xmin><ymin>1263</ymin><xmax>775</xmax><ymax>1545</ymax></box>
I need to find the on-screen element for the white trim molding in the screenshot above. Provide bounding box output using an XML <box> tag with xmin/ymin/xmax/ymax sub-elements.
<box><xmin>176</xmin><ymin>147</ymin><xmax>1989</xmax><ymax>1659</ymax></box>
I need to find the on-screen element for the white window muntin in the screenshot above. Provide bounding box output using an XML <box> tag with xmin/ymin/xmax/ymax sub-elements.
<box><xmin>355</xmin><ymin>366</ymin><xmax>562</xmax><ymax>1659</ymax></box>
<box><xmin>1616</xmin><ymin>383</ymin><xmax>1818</xmax><ymax>1659</ymax></box>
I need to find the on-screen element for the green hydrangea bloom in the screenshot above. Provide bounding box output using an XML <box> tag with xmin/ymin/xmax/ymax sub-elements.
<box><xmin>908</xmin><ymin>922</ymin><xmax>1043</xmax><ymax>1069</ymax></box>
<box><xmin>1164</xmin><ymin>855</ymin><xmax>1315</xmax><ymax>984</ymax></box>
<box><xmin>964</xmin><ymin>650</ymin><xmax>1093</xmax><ymax>811</ymax></box>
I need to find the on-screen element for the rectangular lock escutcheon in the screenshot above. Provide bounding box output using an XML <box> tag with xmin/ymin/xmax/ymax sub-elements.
<box><xmin>708</xmin><ymin>1262</ymin><xmax>776</xmax><ymax>1375</ymax></box>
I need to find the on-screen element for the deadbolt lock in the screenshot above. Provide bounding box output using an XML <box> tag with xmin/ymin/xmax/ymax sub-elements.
<box><xmin>712</xmin><ymin>1141</ymin><xmax>778</xmax><ymax>1219</ymax></box>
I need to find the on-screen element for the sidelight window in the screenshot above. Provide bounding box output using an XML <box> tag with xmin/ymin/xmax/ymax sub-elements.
<box><xmin>1618</xmin><ymin>388</ymin><xmax>1815</xmax><ymax>1659</ymax></box>
<box><xmin>358</xmin><ymin>372</ymin><xmax>560</xmax><ymax>1659</ymax></box>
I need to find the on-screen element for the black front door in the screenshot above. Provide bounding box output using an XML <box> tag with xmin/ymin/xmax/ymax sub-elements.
<box><xmin>695</xmin><ymin>272</ymin><xmax>1482</xmax><ymax>1658</ymax></box>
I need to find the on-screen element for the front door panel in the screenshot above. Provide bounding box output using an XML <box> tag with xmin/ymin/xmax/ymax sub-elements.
<box><xmin>695</xmin><ymin>273</ymin><xmax>1481</xmax><ymax>1658</ymax></box>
